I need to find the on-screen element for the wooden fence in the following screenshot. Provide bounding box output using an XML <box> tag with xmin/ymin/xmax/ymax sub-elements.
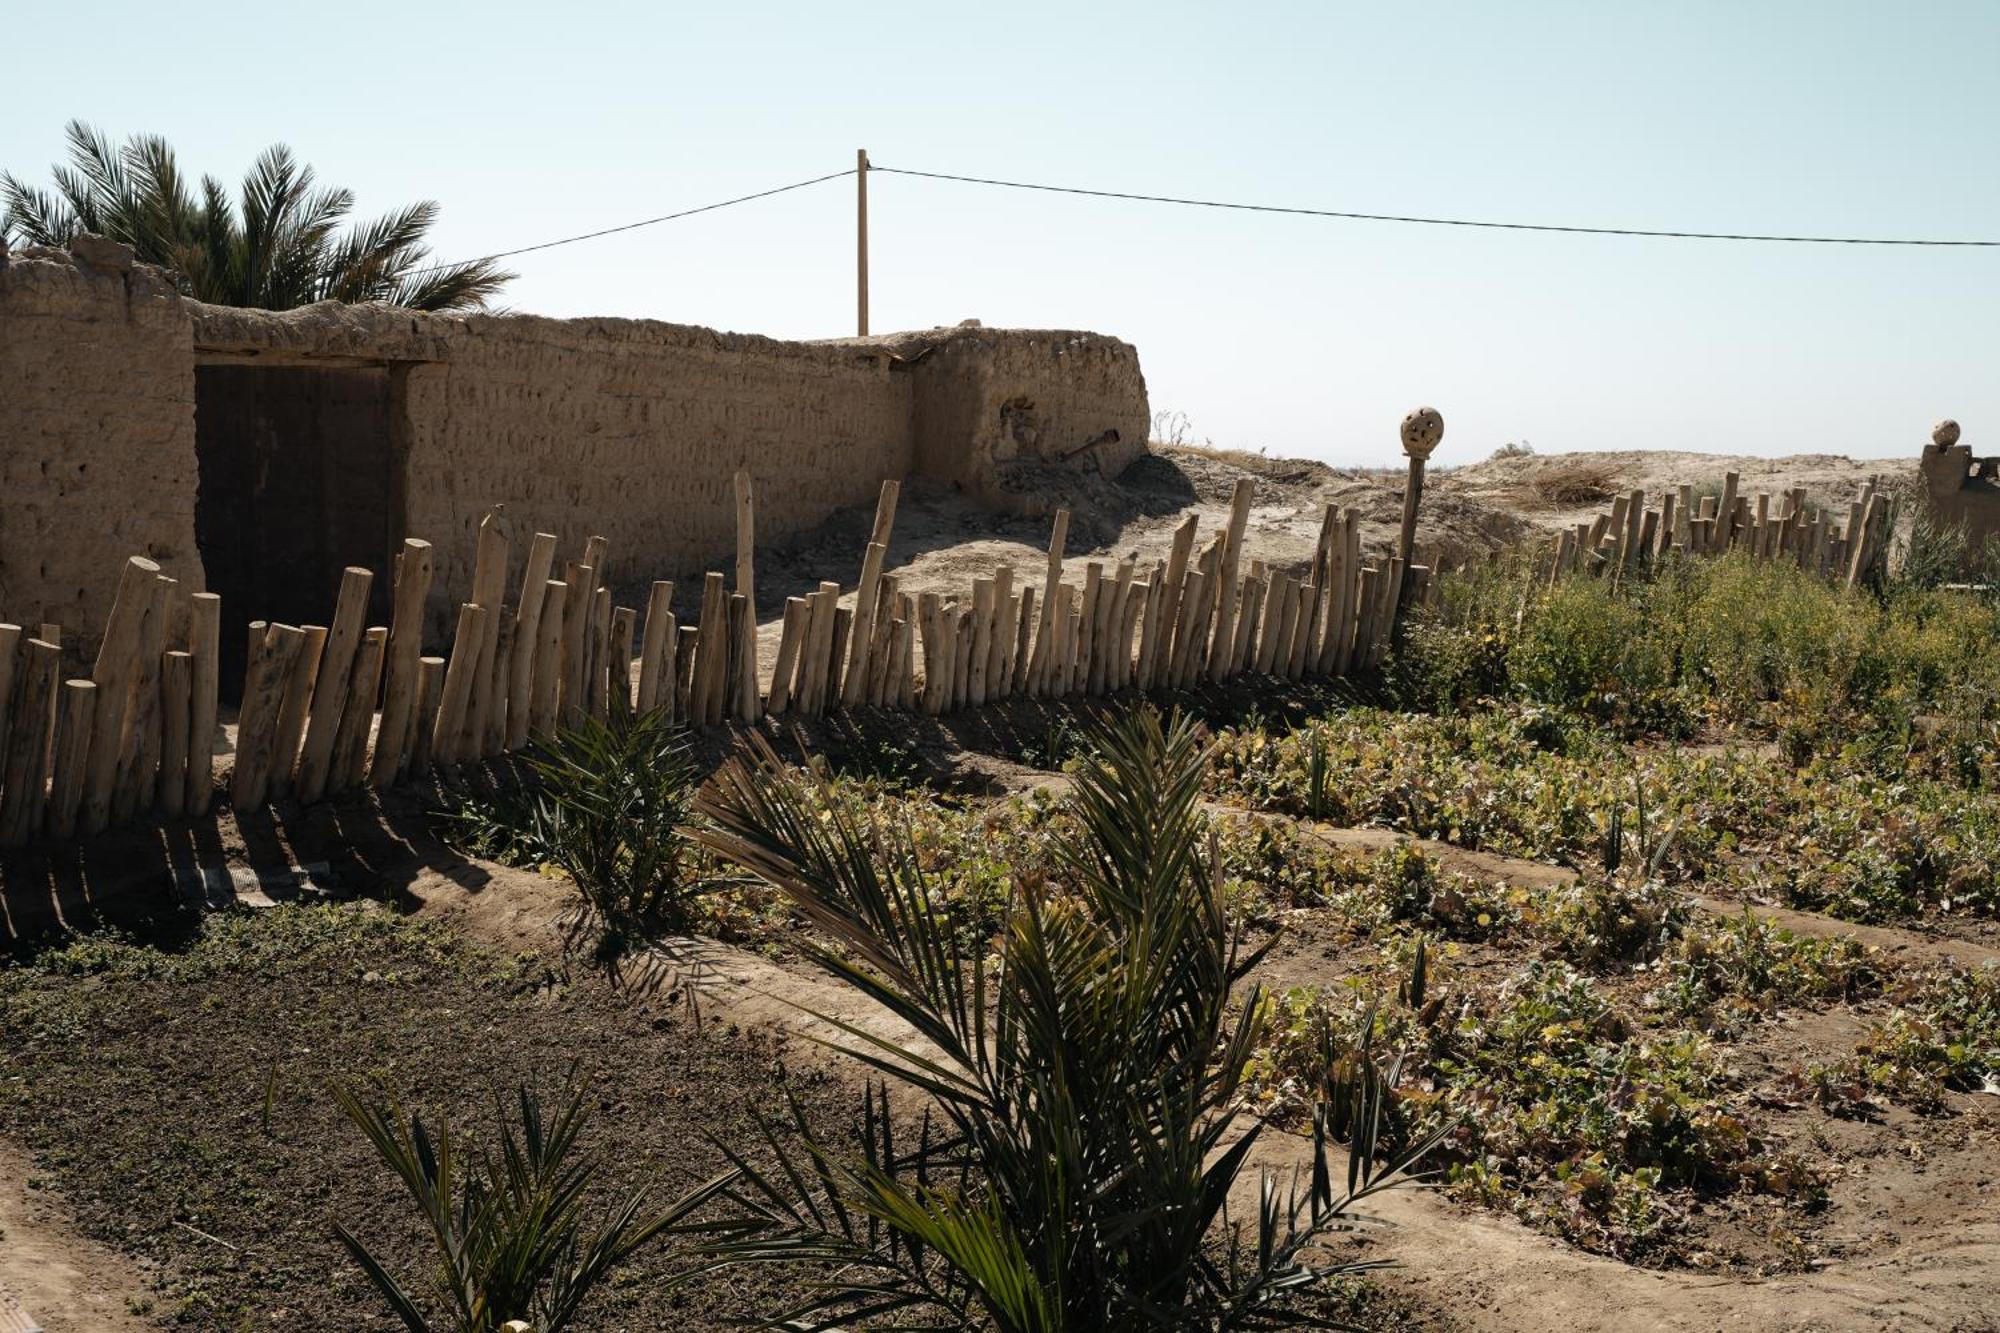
<box><xmin>1542</xmin><ymin>471</ymin><xmax>1893</xmax><ymax>590</ymax></box>
<box><xmin>0</xmin><ymin>470</ymin><xmax>1432</xmax><ymax>850</ymax></box>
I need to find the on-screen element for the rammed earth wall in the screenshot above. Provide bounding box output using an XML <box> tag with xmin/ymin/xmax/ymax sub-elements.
<box><xmin>0</xmin><ymin>242</ymin><xmax>202</xmax><ymax>651</ymax></box>
<box><xmin>1</xmin><ymin>238</ymin><xmax>1148</xmax><ymax>651</ymax></box>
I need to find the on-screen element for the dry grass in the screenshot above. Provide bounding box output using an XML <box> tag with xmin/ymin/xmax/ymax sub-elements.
<box><xmin>1167</xmin><ymin>440</ymin><xmax>1278</xmax><ymax>471</ymax></box>
<box><xmin>1524</xmin><ymin>459</ymin><xmax>1620</xmax><ymax>508</ymax></box>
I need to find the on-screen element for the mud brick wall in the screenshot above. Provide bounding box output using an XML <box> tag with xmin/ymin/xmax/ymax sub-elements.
<box><xmin>394</xmin><ymin>316</ymin><xmax>916</xmax><ymax>612</ymax></box>
<box><xmin>0</xmin><ymin>244</ymin><xmax>203</xmax><ymax>654</ymax></box>
<box><xmin>1918</xmin><ymin>433</ymin><xmax>2000</xmax><ymax>561</ymax></box>
<box><xmin>900</xmin><ymin>325</ymin><xmax>1150</xmax><ymax>510</ymax></box>
<box><xmin>3</xmin><ymin>242</ymin><xmax>1149</xmax><ymax>652</ymax></box>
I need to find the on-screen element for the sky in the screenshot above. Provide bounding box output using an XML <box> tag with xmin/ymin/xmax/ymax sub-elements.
<box><xmin>4</xmin><ymin>1</ymin><xmax>1994</xmax><ymax>467</ymax></box>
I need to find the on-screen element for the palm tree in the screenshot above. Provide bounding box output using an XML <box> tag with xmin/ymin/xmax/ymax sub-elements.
<box><xmin>2</xmin><ymin>120</ymin><xmax>511</xmax><ymax>311</ymax></box>
<box><xmin>690</xmin><ymin>707</ymin><xmax>1445</xmax><ymax>1330</ymax></box>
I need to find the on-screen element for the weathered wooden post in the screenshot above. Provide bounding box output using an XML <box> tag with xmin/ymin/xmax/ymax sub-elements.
<box><xmin>1206</xmin><ymin>480</ymin><xmax>1255</xmax><ymax>681</ymax></box>
<box><xmin>372</xmin><ymin>538</ymin><xmax>433</xmax><ymax>786</ymax></box>
<box><xmin>1397</xmin><ymin>406</ymin><xmax>1443</xmax><ymax>576</ymax></box>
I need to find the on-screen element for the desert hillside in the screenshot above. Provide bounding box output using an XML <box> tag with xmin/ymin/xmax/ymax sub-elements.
<box><xmin>744</xmin><ymin>444</ymin><xmax>1916</xmax><ymax>642</ymax></box>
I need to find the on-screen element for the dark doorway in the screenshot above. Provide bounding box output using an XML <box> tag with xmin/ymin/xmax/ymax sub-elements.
<box><xmin>193</xmin><ymin>363</ymin><xmax>401</xmax><ymax>692</ymax></box>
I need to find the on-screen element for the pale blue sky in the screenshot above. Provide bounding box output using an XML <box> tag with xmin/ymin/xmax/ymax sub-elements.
<box><xmin>6</xmin><ymin>2</ymin><xmax>1993</xmax><ymax>466</ymax></box>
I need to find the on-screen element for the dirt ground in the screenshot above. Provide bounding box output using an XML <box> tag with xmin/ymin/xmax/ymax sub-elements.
<box><xmin>4</xmin><ymin>439</ymin><xmax>1987</xmax><ymax>1333</ymax></box>
<box><xmin>8</xmin><ymin>701</ymin><xmax>1999</xmax><ymax>1331</ymax></box>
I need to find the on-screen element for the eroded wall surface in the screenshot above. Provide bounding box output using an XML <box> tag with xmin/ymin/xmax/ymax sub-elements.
<box><xmin>1919</xmin><ymin>438</ymin><xmax>2000</xmax><ymax>560</ymax></box>
<box><xmin>0</xmin><ymin>245</ymin><xmax>203</xmax><ymax>655</ymax></box>
<box><xmin>4</xmin><ymin>241</ymin><xmax>1149</xmax><ymax>650</ymax></box>
<box><xmin>897</xmin><ymin>324</ymin><xmax>1150</xmax><ymax>510</ymax></box>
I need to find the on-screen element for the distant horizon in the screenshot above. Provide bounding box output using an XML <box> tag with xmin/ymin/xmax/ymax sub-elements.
<box><xmin>6</xmin><ymin>1</ymin><xmax>1993</xmax><ymax>469</ymax></box>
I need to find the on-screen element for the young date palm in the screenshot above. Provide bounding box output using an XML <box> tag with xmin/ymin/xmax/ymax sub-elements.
<box><xmin>521</xmin><ymin>708</ymin><xmax>704</xmax><ymax>924</ymax></box>
<box><xmin>2</xmin><ymin>120</ymin><xmax>510</xmax><ymax>311</ymax></box>
<box><xmin>692</xmin><ymin>706</ymin><xmax>1444</xmax><ymax>1330</ymax></box>
<box><xmin>333</xmin><ymin>1079</ymin><xmax>727</xmax><ymax>1333</ymax></box>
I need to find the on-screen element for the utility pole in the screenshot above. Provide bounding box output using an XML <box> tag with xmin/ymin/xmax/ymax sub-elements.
<box><xmin>856</xmin><ymin>148</ymin><xmax>870</xmax><ymax>337</ymax></box>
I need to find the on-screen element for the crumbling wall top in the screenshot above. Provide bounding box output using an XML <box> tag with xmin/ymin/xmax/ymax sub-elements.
<box><xmin>1920</xmin><ymin>418</ymin><xmax>2000</xmax><ymax>497</ymax></box>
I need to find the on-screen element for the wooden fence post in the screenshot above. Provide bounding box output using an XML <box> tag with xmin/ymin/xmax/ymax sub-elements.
<box><xmin>530</xmin><ymin>581</ymin><xmax>569</xmax><ymax>740</ymax></box>
<box><xmin>0</xmin><ymin>638</ymin><xmax>60</xmax><ymax>846</ymax></box>
<box><xmin>433</xmin><ymin>604</ymin><xmax>488</xmax><ymax>767</ymax></box>
<box><xmin>332</xmin><ymin>628</ymin><xmax>388</xmax><ymax>792</ymax></box>
<box><xmin>410</xmin><ymin>657</ymin><xmax>447</xmax><ymax>773</ymax></box>
<box><xmin>81</xmin><ymin>556</ymin><xmax>160</xmax><ymax>835</ymax></box>
<box><xmin>1207</xmin><ymin>480</ymin><xmax>1255</xmax><ymax>680</ymax></box>
<box><xmin>505</xmin><ymin>534</ymin><xmax>559</xmax><ymax>751</ymax></box>
<box><xmin>637</xmin><ymin>581</ymin><xmax>676</xmax><ymax>716</ymax></box>
<box><xmin>841</xmin><ymin>481</ymin><xmax>900</xmax><ymax>707</ymax></box>
<box><xmin>111</xmin><ymin>574</ymin><xmax>174</xmax><ymax>824</ymax></box>
<box><xmin>463</xmin><ymin>512</ymin><xmax>512</xmax><ymax>760</ymax></box>
<box><xmin>269</xmin><ymin>625</ymin><xmax>326</xmax><ymax>800</ymax></box>
<box><xmin>233</xmin><ymin>622</ymin><xmax>304</xmax><ymax>813</ymax></box>
<box><xmin>295</xmin><ymin>569</ymin><xmax>371</xmax><ymax>805</ymax></box>
<box><xmin>156</xmin><ymin>650</ymin><xmax>193</xmax><ymax>818</ymax></box>
<box><xmin>559</xmin><ymin>562</ymin><xmax>594</xmax><ymax>727</ymax></box>
<box><xmin>47</xmin><ymin>678</ymin><xmax>95</xmax><ymax>839</ymax></box>
<box><xmin>1026</xmin><ymin>509</ymin><xmax>1070</xmax><ymax>696</ymax></box>
<box><xmin>372</xmin><ymin>538</ymin><xmax>434</xmax><ymax>786</ymax></box>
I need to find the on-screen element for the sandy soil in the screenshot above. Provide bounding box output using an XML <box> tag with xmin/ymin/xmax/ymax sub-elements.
<box><xmin>0</xmin><ymin>1141</ymin><xmax>156</xmax><ymax>1332</ymax></box>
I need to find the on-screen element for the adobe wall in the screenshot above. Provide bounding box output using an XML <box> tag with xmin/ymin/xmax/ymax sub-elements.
<box><xmin>1</xmin><ymin>238</ymin><xmax>1150</xmax><ymax>650</ymax></box>
<box><xmin>0</xmin><ymin>241</ymin><xmax>204</xmax><ymax>655</ymax></box>
<box><xmin>892</xmin><ymin>323</ymin><xmax>1150</xmax><ymax>512</ymax></box>
<box><xmin>1918</xmin><ymin>420</ymin><xmax>2000</xmax><ymax>560</ymax></box>
<box><xmin>194</xmin><ymin>299</ymin><xmax>921</xmax><ymax>620</ymax></box>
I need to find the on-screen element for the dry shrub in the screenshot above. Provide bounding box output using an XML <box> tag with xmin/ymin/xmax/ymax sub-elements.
<box><xmin>1529</xmin><ymin>460</ymin><xmax>1620</xmax><ymax>508</ymax></box>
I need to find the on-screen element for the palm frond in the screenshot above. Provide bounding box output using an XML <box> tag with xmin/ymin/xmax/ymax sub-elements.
<box><xmin>0</xmin><ymin>174</ymin><xmax>77</xmax><ymax>245</ymax></box>
<box><xmin>8</xmin><ymin>122</ymin><xmax>510</xmax><ymax>311</ymax></box>
<box><xmin>387</xmin><ymin>257</ymin><xmax>515</xmax><ymax>311</ymax></box>
<box><xmin>692</xmin><ymin>704</ymin><xmax>1440</xmax><ymax>1328</ymax></box>
<box><xmin>334</xmin><ymin>1075</ymin><xmax>710</xmax><ymax>1333</ymax></box>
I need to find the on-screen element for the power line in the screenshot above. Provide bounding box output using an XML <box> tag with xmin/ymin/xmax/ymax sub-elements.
<box><xmin>870</xmin><ymin>164</ymin><xmax>2000</xmax><ymax>247</ymax></box>
<box><xmin>404</xmin><ymin>167</ymin><xmax>856</xmax><ymax>276</ymax></box>
<box><xmin>410</xmin><ymin>158</ymin><xmax>2000</xmax><ymax>278</ymax></box>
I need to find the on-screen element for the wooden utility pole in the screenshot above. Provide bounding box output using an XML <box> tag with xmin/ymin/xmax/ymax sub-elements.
<box><xmin>856</xmin><ymin>148</ymin><xmax>870</xmax><ymax>337</ymax></box>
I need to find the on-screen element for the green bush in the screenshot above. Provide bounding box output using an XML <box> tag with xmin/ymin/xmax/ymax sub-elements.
<box><xmin>1649</xmin><ymin>911</ymin><xmax>1883</xmax><ymax>1031</ymax></box>
<box><xmin>1506</xmin><ymin>575</ymin><xmax>1690</xmax><ymax>732</ymax></box>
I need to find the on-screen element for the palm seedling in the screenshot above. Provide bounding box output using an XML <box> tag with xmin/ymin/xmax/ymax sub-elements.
<box><xmin>518</xmin><ymin>708</ymin><xmax>703</xmax><ymax>924</ymax></box>
<box><xmin>332</xmin><ymin>1079</ymin><xmax>730</xmax><ymax>1333</ymax></box>
<box><xmin>691</xmin><ymin>705</ymin><xmax>1446</xmax><ymax>1330</ymax></box>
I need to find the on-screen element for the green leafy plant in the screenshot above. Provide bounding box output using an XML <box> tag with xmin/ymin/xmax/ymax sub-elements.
<box><xmin>690</xmin><ymin>706</ymin><xmax>1446</xmax><ymax>1330</ymax></box>
<box><xmin>1649</xmin><ymin>910</ymin><xmax>1883</xmax><ymax>1031</ymax></box>
<box><xmin>1837</xmin><ymin>964</ymin><xmax>2000</xmax><ymax>1109</ymax></box>
<box><xmin>518</xmin><ymin>709</ymin><xmax>702</xmax><ymax>924</ymax></box>
<box><xmin>333</xmin><ymin>1079</ymin><xmax>715</xmax><ymax>1333</ymax></box>
<box><xmin>3</xmin><ymin>120</ymin><xmax>511</xmax><ymax>310</ymax></box>
<box><xmin>1896</xmin><ymin>506</ymin><xmax>1970</xmax><ymax>591</ymax></box>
